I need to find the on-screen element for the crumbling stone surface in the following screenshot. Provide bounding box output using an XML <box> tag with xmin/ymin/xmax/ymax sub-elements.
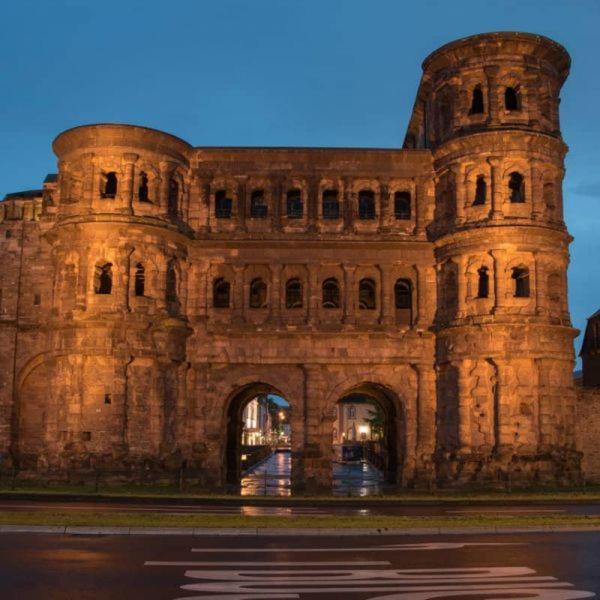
<box><xmin>0</xmin><ymin>32</ymin><xmax>589</xmax><ymax>488</ymax></box>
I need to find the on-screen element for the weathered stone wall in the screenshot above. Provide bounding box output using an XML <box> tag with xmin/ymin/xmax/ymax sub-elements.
<box><xmin>576</xmin><ymin>382</ymin><xmax>600</xmax><ymax>484</ymax></box>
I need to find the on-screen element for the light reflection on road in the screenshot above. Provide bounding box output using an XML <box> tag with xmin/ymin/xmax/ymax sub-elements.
<box><xmin>240</xmin><ymin>450</ymin><xmax>384</xmax><ymax>496</ymax></box>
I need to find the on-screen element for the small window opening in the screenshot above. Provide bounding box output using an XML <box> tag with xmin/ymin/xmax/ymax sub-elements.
<box><xmin>33</xmin><ymin>293</ymin><xmax>41</xmax><ymax>306</ymax></box>
<box><xmin>286</xmin><ymin>189</ymin><xmax>303</xmax><ymax>219</ymax></box>
<box><xmin>104</xmin><ymin>393</ymin><xmax>112</xmax><ymax>405</ymax></box>
<box><xmin>322</xmin><ymin>189</ymin><xmax>340</xmax><ymax>220</ymax></box>
<box><xmin>473</xmin><ymin>175</ymin><xmax>487</xmax><ymax>206</ymax></box>
<box><xmin>213</xmin><ymin>278</ymin><xmax>231</xmax><ymax>308</ymax></box>
<box><xmin>138</xmin><ymin>172</ymin><xmax>150</xmax><ymax>202</ymax></box>
<box><xmin>512</xmin><ymin>267</ymin><xmax>530</xmax><ymax>298</ymax></box>
<box><xmin>322</xmin><ymin>278</ymin><xmax>340</xmax><ymax>309</ymax></box>
<box><xmin>285</xmin><ymin>278</ymin><xmax>303</xmax><ymax>309</ymax></box>
<box><xmin>358</xmin><ymin>278</ymin><xmax>376</xmax><ymax>310</ymax></box>
<box><xmin>134</xmin><ymin>263</ymin><xmax>145</xmax><ymax>297</ymax></box>
<box><xmin>249</xmin><ymin>278</ymin><xmax>267</xmax><ymax>308</ymax></box>
<box><xmin>81</xmin><ymin>431</ymin><xmax>92</xmax><ymax>442</ymax></box>
<box><xmin>394</xmin><ymin>279</ymin><xmax>412</xmax><ymax>309</ymax></box>
<box><xmin>94</xmin><ymin>263</ymin><xmax>113</xmax><ymax>295</ymax></box>
<box><xmin>509</xmin><ymin>172</ymin><xmax>525</xmax><ymax>203</ymax></box>
<box><xmin>358</xmin><ymin>190</ymin><xmax>376</xmax><ymax>220</ymax></box>
<box><xmin>394</xmin><ymin>192</ymin><xmax>411</xmax><ymax>220</ymax></box>
<box><xmin>505</xmin><ymin>86</ymin><xmax>521</xmax><ymax>111</ymax></box>
<box><xmin>103</xmin><ymin>172</ymin><xmax>118</xmax><ymax>198</ymax></box>
<box><xmin>168</xmin><ymin>178</ymin><xmax>179</xmax><ymax>217</ymax></box>
<box><xmin>470</xmin><ymin>85</ymin><xmax>485</xmax><ymax>114</ymax></box>
<box><xmin>215</xmin><ymin>190</ymin><xmax>233</xmax><ymax>219</ymax></box>
<box><xmin>5</xmin><ymin>230</ymin><xmax>12</xmax><ymax>239</ymax></box>
<box><xmin>477</xmin><ymin>266</ymin><xmax>489</xmax><ymax>298</ymax></box>
<box><xmin>250</xmin><ymin>189</ymin><xmax>268</xmax><ymax>218</ymax></box>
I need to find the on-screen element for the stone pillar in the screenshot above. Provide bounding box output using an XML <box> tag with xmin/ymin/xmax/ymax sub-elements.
<box><xmin>343</xmin><ymin>179</ymin><xmax>353</xmax><ymax>233</ymax></box>
<box><xmin>533</xmin><ymin>252</ymin><xmax>542</xmax><ymax>315</ymax></box>
<box><xmin>380</xmin><ymin>264</ymin><xmax>393</xmax><ymax>326</ymax></box>
<box><xmin>270</xmin><ymin>263</ymin><xmax>282</xmax><ymax>326</ymax></box>
<box><xmin>492</xmin><ymin>248</ymin><xmax>508</xmax><ymax>312</ymax></box>
<box><xmin>456</xmin><ymin>254</ymin><xmax>468</xmax><ymax>318</ymax></box>
<box><xmin>530</xmin><ymin>159</ymin><xmax>543</xmax><ymax>220</ymax></box>
<box><xmin>415</xmin><ymin>178</ymin><xmax>428</xmax><ymax>235</ymax></box>
<box><xmin>379</xmin><ymin>181</ymin><xmax>389</xmax><ymax>231</ymax></box>
<box><xmin>272</xmin><ymin>176</ymin><xmax>282</xmax><ymax>232</ymax></box>
<box><xmin>121</xmin><ymin>153</ymin><xmax>138</xmax><ymax>214</ymax></box>
<box><xmin>451</xmin><ymin>163</ymin><xmax>466</xmax><ymax>224</ymax></box>
<box><xmin>457</xmin><ymin>359</ymin><xmax>472</xmax><ymax>453</ymax></box>
<box><xmin>342</xmin><ymin>264</ymin><xmax>356</xmax><ymax>326</ymax></box>
<box><xmin>307</xmin><ymin>176</ymin><xmax>319</xmax><ymax>233</ymax></box>
<box><xmin>415</xmin><ymin>362</ymin><xmax>436</xmax><ymax>481</ymax></box>
<box><xmin>306</xmin><ymin>266</ymin><xmax>318</xmax><ymax>326</ymax></box>
<box><xmin>159</xmin><ymin>161</ymin><xmax>177</xmax><ymax>215</ymax></box>
<box><xmin>485</xmin><ymin>65</ymin><xmax>500</xmax><ymax>126</ymax></box>
<box><xmin>488</xmin><ymin>156</ymin><xmax>504</xmax><ymax>220</ymax></box>
<box><xmin>495</xmin><ymin>359</ymin><xmax>513</xmax><ymax>451</ymax></box>
<box><xmin>82</xmin><ymin>153</ymin><xmax>96</xmax><ymax>209</ymax></box>
<box><xmin>236</xmin><ymin>177</ymin><xmax>247</xmax><ymax>232</ymax></box>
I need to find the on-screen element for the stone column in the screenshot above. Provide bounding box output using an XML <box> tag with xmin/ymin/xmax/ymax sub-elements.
<box><xmin>379</xmin><ymin>264</ymin><xmax>393</xmax><ymax>326</ymax></box>
<box><xmin>272</xmin><ymin>176</ymin><xmax>282</xmax><ymax>232</ymax></box>
<box><xmin>484</xmin><ymin>65</ymin><xmax>500</xmax><ymax>126</ymax></box>
<box><xmin>415</xmin><ymin>264</ymin><xmax>429</xmax><ymax>328</ymax></box>
<box><xmin>159</xmin><ymin>161</ymin><xmax>177</xmax><ymax>216</ymax></box>
<box><xmin>415</xmin><ymin>178</ymin><xmax>429</xmax><ymax>235</ymax></box>
<box><xmin>457</xmin><ymin>359</ymin><xmax>472</xmax><ymax>453</ymax></box>
<box><xmin>307</xmin><ymin>176</ymin><xmax>319</xmax><ymax>233</ymax></box>
<box><xmin>233</xmin><ymin>265</ymin><xmax>245</xmax><ymax>323</ymax></box>
<box><xmin>451</xmin><ymin>163</ymin><xmax>466</xmax><ymax>224</ymax></box>
<box><xmin>456</xmin><ymin>254</ymin><xmax>468</xmax><ymax>319</ymax></box>
<box><xmin>121</xmin><ymin>153</ymin><xmax>138</xmax><ymax>214</ymax></box>
<box><xmin>379</xmin><ymin>181</ymin><xmax>389</xmax><ymax>231</ymax></box>
<box><xmin>270</xmin><ymin>263</ymin><xmax>282</xmax><ymax>326</ymax></box>
<box><xmin>342</xmin><ymin>264</ymin><xmax>356</xmax><ymax>326</ymax></box>
<box><xmin>235</xmin><ymin>177</ymin><xmax>247</xmax><ymax>232</ymax></box>
<box><xmin>533</xmin><ymin>252</ymin><xmax>542</xmax><ymax>315</ymax></box>
<box><xmin>343</xmin><ymin>179</ymin><xmax>353</xmax><ymax>233</ymax></box>
<box><xmin>415</xmin><ymin>362</ymin><xmax>436</xmax><ymax>481</ymax></box>
<box><xmin>82</xmin><ymin>153</ymin><xmax>96</xmax><ymax>209</ymax></box>
<box><xmin>306</xmin><ymin>266</ymin><xmax>318</xmax><ymax>326</ymax></box>
<box><xmin>492</xmin><ymin>248</ymin><xmax>508</xmax><ymax>312</ymax></box>
<box><xmin>530</xmin><ymin>159</ymin><xmax>543</xmax><ymax>221</ymax></box>
<box><xmin>495</xmin><ymin>359</ymin><xmax>513</xmax><ymax>450</ymax></box>
<box><xmin>488</xmin><ymin>156</ymin><xmax>504</xmax><ymax>220</ymax></box>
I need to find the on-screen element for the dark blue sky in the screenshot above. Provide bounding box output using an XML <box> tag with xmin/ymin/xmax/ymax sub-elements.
<box><xmin>1</xmin><ymin>0</ymin><xmax>598</xmax><ymax>358</ymax></box>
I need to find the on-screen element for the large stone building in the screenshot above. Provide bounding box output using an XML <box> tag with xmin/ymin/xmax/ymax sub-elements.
<box><xmin>0</xmin><ymin>32</ymin><xmax>587</xmax><ymax>489</ymax></box>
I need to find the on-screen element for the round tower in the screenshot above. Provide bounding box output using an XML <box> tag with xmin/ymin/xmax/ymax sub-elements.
<box><xmin>36</xmin><ymin>124</ymin><xmax>194</xmax><ymax>479</ymax></box>
<box><xmin>422</xmin><ymin>33</ymin><xmax>579</xmax><ymax>485</ymax></box>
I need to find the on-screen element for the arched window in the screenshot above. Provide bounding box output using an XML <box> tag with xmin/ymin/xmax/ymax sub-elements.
<box><xmin>249</xmin><ymin>278</ymin><xmax>267</xmax><ymax>308</ymax></box>
<box><xmin>94</xmin><ymin>263</ymin><xmax>113</xmax><ymax>295</ymax></box>
<box><xmin>134</xmin><ymin>263</ymin><xmax>145</xmax><ymax>297</ymax></box>
<box><xmin>138</xmin><ymin>172</ymin><xmax>149</xmax><ymax>202</ymax></box>
<box><xmin>505</xmin><ymin>86</ymin><xmax>521</xmax><ymax>111</ymax></box>
<box><xmin>547</xmin><ymin>272</ymin><xmax>562</xmax><ymax>303</ymax></box>
<box><xmin>166</xmin><ymin>260</ymin><xmax>179</xmax><ymax>314</ymax></box>
<box><xmin>543</xmin><ymin>182</ymin><xmax>556</xmax><ymax>211</ymax></box>
<box><xmin>394</xmin><ymin>279</ymin><xmax>412</xmax><ymax>309</ymax></box>
<box><xmin>322</xmin><ymin>189</ymin><xmax>340</xmax><ymax>220</ymax></box>
<box><xmin>358</xmin><ymin>278</ymin><xmax>376</xmax><ymax>310</ymax></box>
<box><xmin>286</xmin><ymin>189</ymin><xmax>303</xmax><ymax>219</ymax></box>
<box><xmin>103</xmin><ymin>172</ymin><xmax>117</xmax><ymax>198</ymax></box>
<box><xmin>215</xmin><ymin>190</ymin><xmax>232</xmax><ymax>219</ymax></box>
<box><xmin>394</xmin><ymin>191</ymin><xmax>411</xmax><ymax>220</ymax></box>
<box><xmin>5</xmin><ymin>230</ymin><xmax>12</xmax><ymax>239</ymax></box>
<box><xmin>358</xmin><ymin>190</ymin><xmax>376</xmax><ymax>220</ymax></box>
<box><xmin>213</xmin><ymin>278</ymin><xmax>230</xmax><ymax>308</ymax></box>
<box><xmin>470</xmin><ymin>85</ymin><xmax>484</xmax><ymax>114</ymax></box>
<box><xmin>477</xmin><ymin>266</ymin><xmax>489</xmax><ymax>298</ymax></box>
<box><xmin>322</xmin><ymin>278</ymin><xmax>340</xmax><ymax>309</ymax></box>
<box><xmin>168</xmin><ymin>178</ymin><xmax>179</xmax><ymax>217</ymax></box>
<box><xmin>285</xmin><ymin>278</ymin><xmax>303</xmax><ymax>309</ymax></box>
<box><xmin>509</xmin><ymin>172</ymin><xmax>525</xmax><ymax>203</ymax></box>
<box><xmin>512</xmin><ymin>267</ymin><xmax>530</xmax><ymax>298</ymax></box>
<box><xmin>473</xmin><ymin>175</ymin><xmax>487</xmax><ymax>206</ymax></box>
<box><xmin>250</xmin><ymin>189</ymin><xmax>268</xmax><ymax>218</ymax></box>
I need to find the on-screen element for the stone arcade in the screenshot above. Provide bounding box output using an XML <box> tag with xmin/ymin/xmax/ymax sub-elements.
<box><xmin>0</xmin><ymin>32</ymin><xmax>586</xmax><ymax>489</ymax></box>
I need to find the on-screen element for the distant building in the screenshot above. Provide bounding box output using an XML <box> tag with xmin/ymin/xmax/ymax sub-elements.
<box><xmin>241</xmin><ymin>396</ymin><xmax>272</xmax><ymax>446</ymax></box>
<box><xmin>334</xmin><ymin>396</ymin><xmax>382</xmax><ymax>444</ymax></box>
<box><xmin>580</xmin><ymin>310</ymin><xmax>600</xmax><ymax>387</ymax></box>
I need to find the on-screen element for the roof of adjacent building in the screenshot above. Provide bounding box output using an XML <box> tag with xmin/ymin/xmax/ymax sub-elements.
<box><xmin>2</xmin><ymin>189</ymin><xmax>43</xmax><ymax>201</ymax></box>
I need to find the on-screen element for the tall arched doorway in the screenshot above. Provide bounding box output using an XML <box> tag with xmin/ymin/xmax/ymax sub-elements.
<box><xmin>332</xmin><ymin>383</ymin><xmax>403</xmax><ymax>495</ymax></box>
<box><xmin>225</xmin><ymin>383</ymin><xmax>292</xmax><ymax>495</ymax></box>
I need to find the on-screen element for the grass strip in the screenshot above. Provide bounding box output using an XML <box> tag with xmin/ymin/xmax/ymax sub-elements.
<box><xmin>2</xmin><ymin>511</ymin><xmax>600</xmax><ymax>529</ymax></box>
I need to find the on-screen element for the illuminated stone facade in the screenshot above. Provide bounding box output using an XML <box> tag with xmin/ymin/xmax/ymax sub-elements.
<box><xmin>0</xmin><ymin>32</ymin><xmax>585</xmax><ymax>488</ymax></box>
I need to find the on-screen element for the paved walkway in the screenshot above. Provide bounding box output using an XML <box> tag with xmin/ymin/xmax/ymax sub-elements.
<box><xmin>240</xmin><ymin>450</ymin><xmax>384</xmax><ymax>496</ymax></box>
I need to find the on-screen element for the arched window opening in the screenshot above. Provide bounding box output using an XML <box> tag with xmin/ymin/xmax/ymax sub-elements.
<box><xmin>213</xmin><ymin>278</ymin><xmax>231</xmax><ymax>308</ymax></box>
<box><xmin>138</xmin><ymin>172</ymin><xmax>149</xmax><ymax>202</ymax></box>
<box><xmin>94</xmin><ymin>263</ymin><xmax>113</xmax><ymax>295</ymax></box>
<box><xmin>103</xmin><ymin>172</ymin><xmax>117</xmax><ymax>198</ymax></box>
<box><xmin>250</xmin><ymin>189</ymin><xmax>268</xmax><ymax>218</ymax></box>
<box><xmin>322</xmin><ymin>189</ymin><xmax>340</xmax><ymax>220</ymax></box>
<box><xmin>215</xmin><ymin>190</ymin><xmax>233</xmax><ymax>219</ymax></box>
<box><xmin>512</xmin><ymin>267</ymin><xmax>530</xmax><ymax>298</ymax></box>
<box><xmin>5</xmin><ymin>230</ymin><xmax>12</xmax><ymax>239</ymax></box>
<box><xmin>547</xmin><ymin>272</ymin><xmax>562</xmax><ymax>304</ymax></box>
<box><xmin>505</xmin><ymin>86</ymin><xmax>521</xmax><ymax>111</ymax></box>
<box><xmin>285</xmin><ymin>278</ymin><xmax>303</xmax><ymax>309</ymax></box>
<box><xmin>249</xmin><ymin>278</ymin><xmax>267</xmax><ymax>308</ymax></box>
<box><xmin>168</xmin><ymin>178</ymin><xmax>179</xmax><ymax>217</ymax></box>
<box><xmin>134</xmin><ymin>263</ymin><xmax>145</xmax><ymax>297</ymax></box>
<box><xmin>358</xmin><ymin>278</ymin><xmax>376</xmax><ymax>310</ymax></box>
<box><xmin>394</xmin><ymin>191</ymin><xmax>411</xmax><ymax>220</ymax></box>
<box><xmin>286</xmin><ymin>189</ymin><xmax>303</xmax><ymax>219</ymax></box>
<box><xmin>509</xmin><ymin>172</ymin><xmax>525</xmax><ymax>203</ymax></box>
<box><xmin>358</xmin><ymin>190</ymin><xmax>376</xmax><ymax>220</ymax></box>
<box><xmin>166</xmin><ymin>260</ymin><xmax>179</xmax><ymax>314</ymax></box>
<box><xmin>322</xmin><ymin>278</ymin><xmax>340</xmax><ymax>309</ymax></box>
<box><xmin>394</xmin><ymin>279</ymin><xmax>412</xmax><ymax>309</ymax></box>
<box><xmin>473</xmin><ymin>175</ymin><xmax>487</xmax><ymax>206</ymax></box>
<box><xmin>470</xmin><ymin>85</ymin><xmax>484</xmax><ymax>114</ymax></box>
<box><xmin>477</xmin><ymin>266</ymin><xmax>489</xmax><ymax>298</ymax></box>
<box><xmin>543</xmin><ymin>182</ymin><xmax>556</xmax><ymax>210</ymax></box>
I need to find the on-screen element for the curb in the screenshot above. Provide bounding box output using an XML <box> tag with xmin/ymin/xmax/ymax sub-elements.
<box><xmin>1</xmin><ymin>524</ymin><xmax>599</xmax><ymax>537</ymax></box>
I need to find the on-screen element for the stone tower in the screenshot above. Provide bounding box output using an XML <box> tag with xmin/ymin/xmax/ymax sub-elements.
<box><xmin>405</xmin><ymin>32</ymin><xmax>580</xmax><ymax>484</ymax></box>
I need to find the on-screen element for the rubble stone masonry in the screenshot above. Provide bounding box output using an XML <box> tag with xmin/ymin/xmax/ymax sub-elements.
<box><xmin>0</xmin><ymin>32</ymin><xmax>592</xmax><ymax>489</ymax></box>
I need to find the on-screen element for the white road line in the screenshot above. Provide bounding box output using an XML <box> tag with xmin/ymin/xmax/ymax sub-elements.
<box><xmin>446</xmin><ymin>508</ymin><xmax>566</xmax><ymax>514</ymax></box>
<box><xmin>145</xmin><ymin>561</ymin><xmax>390</xmax><ymax>566</ymax></box>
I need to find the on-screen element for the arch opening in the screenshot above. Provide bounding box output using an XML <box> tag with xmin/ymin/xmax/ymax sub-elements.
<box><xmin>226</xmin><ymin>384</ymin><xmax>292</xmax><ymax>496</ymax></box>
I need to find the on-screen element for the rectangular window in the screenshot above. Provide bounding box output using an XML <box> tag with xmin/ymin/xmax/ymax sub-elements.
<box><xmin>322</xmin><ymin>190</ymin><xmax>340</xmax><ymax>220</ymax></box>
<box><xmin>33</xmin><ymin>293</ymin><xmax>41</xmax><ymax>306</ymax></box>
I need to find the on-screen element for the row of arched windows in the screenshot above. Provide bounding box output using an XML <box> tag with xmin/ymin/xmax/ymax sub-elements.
<box><xmin>213</xmin><ymin>277</ymin><xmax>413</xmax><ymax>311</ymax></box>
<box><xmin>469</xmin><ymin>84</ymin><xmax>522</xmax><ymax>115</ymax></box>
<box><xmin>469</xmin><ymin>171</ymin><xmax>525</xmax><ymax>207</ymax></box>
<box><xmin>214</xmin><ymin>188</ymin><xmax>412</xmax><ymax>221</ymax></box>
<box><xmin>473</xmin><ymin>265</ymin><xmax>530</xmax><ymax>299</ymax></box>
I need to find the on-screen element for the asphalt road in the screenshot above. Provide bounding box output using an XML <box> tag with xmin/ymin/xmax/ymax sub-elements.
<box><xmin>0</xmin><ymin>531</ymin><xmax>598</xmax><ymax>598</ymax></box>
<box><xmin>1</xmin><ymin>497</ymin><xmax>600</xmax><ymax>517</ymax></box>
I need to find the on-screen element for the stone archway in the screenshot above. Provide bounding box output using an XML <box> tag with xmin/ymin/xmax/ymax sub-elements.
<box><xmin>225</xmin><ymin>382</ymin><xmax>292</xmax><ymax>492</ymax></box>
<box><xmin>332</xmin><ymin>382</ymin><xmax>405</xmax><ymax>491</ymax></box>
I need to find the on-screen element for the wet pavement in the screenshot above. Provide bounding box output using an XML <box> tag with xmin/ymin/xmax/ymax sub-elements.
<box><xmin>0</xmin><ymin>531</ymin><xmax>598</xmax><ymax>598</ymax></box>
